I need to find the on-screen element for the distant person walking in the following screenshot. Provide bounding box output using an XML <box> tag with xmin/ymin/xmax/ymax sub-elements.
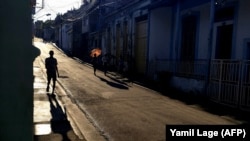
<box><xmin>102</xmin><ymin>55</ymin><xmax>108</xmax><ymax>76</ymax></box>
<box><xmin>92</xmin><ymin>54</ymin><xmax>98</xmax><ymax>75</ymax></box>
<box><xmin>45</xmin><ymin>50</ymin><xmax>59</xmax><ymax>94</ymax></box>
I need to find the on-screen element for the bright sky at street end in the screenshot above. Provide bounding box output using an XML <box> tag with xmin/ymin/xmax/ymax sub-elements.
<box><xmin>33</xmin><ymin>0</ymin><xmax>82</xmax><ymax>22</ymax></box>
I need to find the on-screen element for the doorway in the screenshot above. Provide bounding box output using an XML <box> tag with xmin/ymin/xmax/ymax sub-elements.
<box><xmin>215</xmin><ymin>24</ymin><xmax>233</xmax><ymax>59</ymax></box>
<box><xmin>135</xmin><ymin>17</ymin><xmax>148</xmax><ymax>75</ymax></box>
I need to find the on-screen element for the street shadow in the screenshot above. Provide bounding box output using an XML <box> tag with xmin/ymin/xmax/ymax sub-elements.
<box><xmin>158</xmin><ymin>86</ymin><xmax>250</xmax><ymax>124</ymax></box>
<box><xmin>122</xmin><ymin>72</ymin><xmax>250</xmax><ymax>124</ymax></box>
<box><xmin>106</xmin><ymin>74</ymin><xmax>130</xmax><ymax>87</ymax></box>
<box><xmin>97</xmin><ymin>76</ymin><xmax>129</xmax><ymax>90</ymax></box>
<box><xmin>59</xmin><ymin>75</ymin><xmax>69</xmax><ymax>78</ymax></box>
<box><xmin>47</xmin><ymin>94</ymin><xmax>72</xmax><ymax>141</ymax></box>
<box><xmin>157</xmin><ymin>83</ymin><xmax>250</xmax><ymax>124</ymax></box>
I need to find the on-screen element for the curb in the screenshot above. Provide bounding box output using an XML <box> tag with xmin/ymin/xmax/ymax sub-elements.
<box><xmin>55</xmin><ymin>82</ymin><xmax>107</xmax><ymax>141</ymax></box>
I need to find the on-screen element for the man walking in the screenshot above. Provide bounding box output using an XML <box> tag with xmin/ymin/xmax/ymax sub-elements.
<box><xmin>102</xmin><ymin>54</ymin><xmax>108</xmax><ymax>76</ymax></box>
<box><xmin>45</xmin><ymin>50</ymin><xmax>59</xmax><ymax>94</ymax></box>
<box><xmin>92</xmin><ymin>54</ymin><xmax>98</xmax><ymax>75</ymax></box>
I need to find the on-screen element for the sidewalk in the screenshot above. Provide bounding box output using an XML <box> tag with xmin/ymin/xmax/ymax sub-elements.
<box><xmin>33</xmin><ymin>54</ymin><xmax>85</xmax><ymax>141</ymax></box>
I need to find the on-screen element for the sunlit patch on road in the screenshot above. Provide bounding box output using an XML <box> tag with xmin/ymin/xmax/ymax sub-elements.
<box><xmin>34</xmin><ymin>123</ymin><xmax>52</xmax><ymax>135</ymax></box>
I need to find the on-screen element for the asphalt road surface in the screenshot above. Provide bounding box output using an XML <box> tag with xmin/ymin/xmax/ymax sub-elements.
<box><xmin>34</xmin><ymin>40</ymin><xmax>244</xmax><ymax>141</ymax></box>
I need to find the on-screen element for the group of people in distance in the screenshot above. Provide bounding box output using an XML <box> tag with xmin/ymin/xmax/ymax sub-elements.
<box><xmin>44</xmin><ymin>50</ymin><xmax>124</xmax><ymax>94</ymax></box>
<box><xmin>92</xmin><ymin>53</ymin><xmax>108</xmax><ymax>76</ymax></box>
<box><xmin>44</xmin><ymin>50</ymin><xmax>104</xmax><ymax>95</ymax></box>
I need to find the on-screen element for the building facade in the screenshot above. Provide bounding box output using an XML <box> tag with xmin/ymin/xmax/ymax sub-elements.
<box><xmin>54</xmin><ymin>0</ymin><xmax>250</xmax><ymax>111</ymax></box>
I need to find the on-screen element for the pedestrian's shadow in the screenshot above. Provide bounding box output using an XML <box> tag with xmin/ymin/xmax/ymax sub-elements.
<box><xmin>106</xmin><ymin>74</ymin><xmax>130</xmax><ymax>87</ymax></box>
<box><xmin>97</xmin><ymin>76</ymin><xmax>129</xmax><ymax>90</ymax></box>
<box><xmin>47</xmin><ymin>94</ymin><xmax>72</xmax><ymax>141</ymax></box>
<box><xmin>59</xmin><ymin>75</ymin><xmax>69</xmax><ymax>79</ymax></box>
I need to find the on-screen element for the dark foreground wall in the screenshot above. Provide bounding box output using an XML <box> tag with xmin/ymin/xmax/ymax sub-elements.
<box><xmin>0</xmin><ymin>1</ymin><xmax>39</xmax><ymax>141</ymax></box>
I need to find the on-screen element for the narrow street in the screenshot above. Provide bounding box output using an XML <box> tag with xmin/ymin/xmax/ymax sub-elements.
<box><xmin>34</xmin><ymin>39</ymin><xmax>244</xmax><ymax>141</ymax></box>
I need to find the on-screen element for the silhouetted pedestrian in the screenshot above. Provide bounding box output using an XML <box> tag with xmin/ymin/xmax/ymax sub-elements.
<box><xmin>45</xmin><ymin>50</ymin><xmax>59</xmax><ymax>94</ymax></box>
<box><xmin>102</xmin><ymin>55</ymin><xmax>108</xmax><ymax>75</ymax></box>
<box><xmin>92</xmin><ymin>54</ymin><xmax>98</xmax><ymax>75</ymax></box>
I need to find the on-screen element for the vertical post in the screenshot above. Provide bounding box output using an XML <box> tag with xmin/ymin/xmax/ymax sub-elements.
<box><xmin>61</xmin><ymin>23</ymin><xmax>63</xmax><ymax>48</ymax></box>
<box><xmin>129</xmin><ymin>13</ymin><xmax>134</xmax><ymax>78</ymax></box>
<box><xmin>42</xmin><ymin>0</ymin><xmax>44</xmax><ymax>8</ymax></box>
<box><xmin>173</xmin><ymin>0</ymin><xmax>180</xmax><ymax>74</ymax></box>
<box><xmin>218</xmin><ymin>60</ymin><xmax>223</xmax><ymax>102</ymax></box>
<box><xmin>205</xmin><ymin>0</ymin><xmax>215</xmax><ymax>95</ymax></box>
<box><xmin>238</xmin><ymin>60</ymin><xmax>244</xmax><ymax>108</ymax></box>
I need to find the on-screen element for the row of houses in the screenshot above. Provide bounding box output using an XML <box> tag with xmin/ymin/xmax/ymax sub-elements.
<box><xmin>35</xmin><ymin>0</ymin><xmax>250</xmax><ymax>111</ymax></box>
